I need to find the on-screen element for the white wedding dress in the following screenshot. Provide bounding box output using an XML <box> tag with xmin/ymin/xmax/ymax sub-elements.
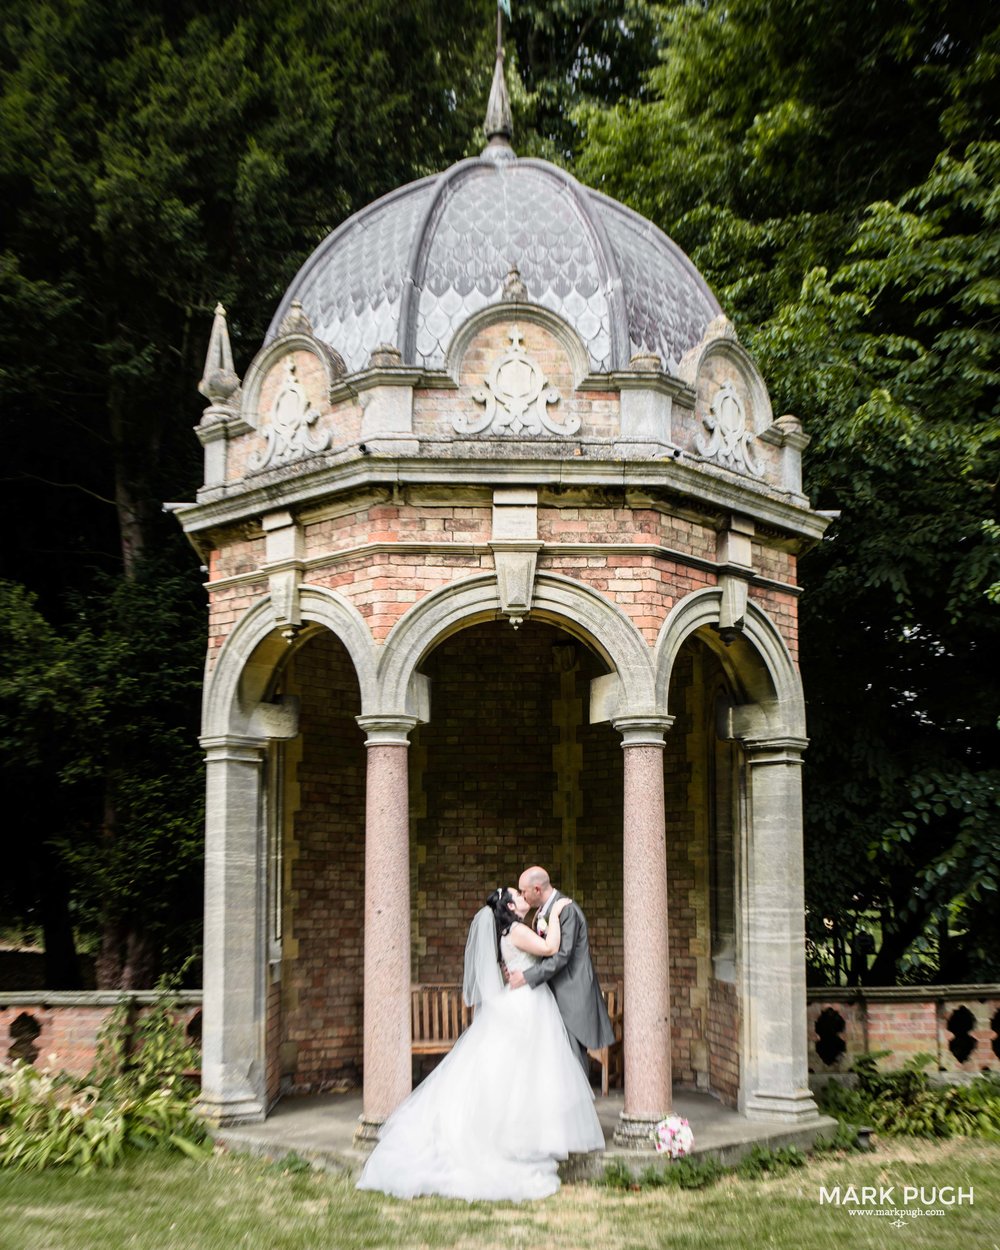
<box><xmin>356</xmin><ymin>934</ymin><xmax>605</xmax><ymax>1201</ymax></box>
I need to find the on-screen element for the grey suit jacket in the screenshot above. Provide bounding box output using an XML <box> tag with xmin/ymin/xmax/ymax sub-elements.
<box><xmin>523</xmin><ymin>891</ymin><xmax>616</xmax><ymax>1050</ymax></box>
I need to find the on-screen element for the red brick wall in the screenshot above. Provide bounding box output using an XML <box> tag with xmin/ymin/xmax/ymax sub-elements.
<box><xmin>1</xmin><ymin>998</ymin><xmax>202</xmax><ymax>1078</ymax></box>
<box><xmin>411</xmin><ymin>620</ymin><xmax>565</xmax><ymax>981</ymax></box>
<box><xmin>278</xmin><ymin>630</ymin><xmax>365</xmax><ymax>1092</ymax></box>
<box><xmin>708</xmin><ymin>980</ymin><xmax>740</xmax><ymax>1106</ymax></box>
<box><xmin>807</xmin><ymin>991</ymin><xmax>1000</xmax><ymax>1074</ymax></box>
<box><xmin>577</xmin><ymin>678</ymin><xmax>624</xmax><ymax>989</ymax></box>
<box><xmin>665</xmin><ymin>647</ymin><xmax>702</xmax><ymax>1087</ymax></box>
<box><xmin>567</xmin><ymin>554</ymin><xmax>717</xmax><ymax>647</ymax></box>
<box><xmin>265</xmin><ymin>976</ymin><xmax>282</xmax><ymax>1107</ymax></box>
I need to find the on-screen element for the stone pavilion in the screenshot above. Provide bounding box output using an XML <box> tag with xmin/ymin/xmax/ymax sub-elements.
<box><xmin>173</xmin><ymin>51</ymin><xmax>829</xmax><ymax>1146</ymax></box>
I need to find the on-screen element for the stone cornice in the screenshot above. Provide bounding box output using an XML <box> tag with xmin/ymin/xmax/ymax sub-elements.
<box><xmin>588</xmin><ymin>370</ymin><xmax>694</xmax><ymax>402</ymax></box>
<box><xmin>175</xmin><ymin>451</ymin><xmax>829</xmax><ymax>548</ymax></box>
<box><xmin>329</xmin><ymin>365</ymin><xmax>438</xmax><ymax>403</ymax></box>
<box><xmin>200</xmin><ymin>734</ymin><xmax>269</xmax><ymax>760</ymax></box>
<box><xmin>806</xmin><ymin>984</ymin><xmax>1000</xmax><ymax>1004</ymax></box>
<box><xmin>0</xmin><ymin>990</ymin><xmax>203</xmax><ymax>1009</ymax></box>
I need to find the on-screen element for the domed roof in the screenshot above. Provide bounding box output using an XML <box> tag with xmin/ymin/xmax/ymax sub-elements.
<box><xmin>267</xmin><ymin>122</ymin><xmax>720</xmax><ymax>380</ymax></box>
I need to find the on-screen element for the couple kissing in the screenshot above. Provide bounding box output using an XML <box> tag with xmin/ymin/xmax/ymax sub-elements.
<box><xmin>357</xmin><ymin>865</ymin><xmax>614</xmax><ymax>1202</ymax></box>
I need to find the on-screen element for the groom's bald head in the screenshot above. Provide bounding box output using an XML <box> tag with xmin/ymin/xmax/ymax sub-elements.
<box><xmin>519</xmin><ymin>866</ymin><xmax>552</xmax><ymax>909</ymax></box>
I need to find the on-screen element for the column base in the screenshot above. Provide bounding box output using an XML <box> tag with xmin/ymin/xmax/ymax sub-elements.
<box><xmin>196</xmin><ymin>1093</ymin><xmax>267</xmax><ymax>1127</ymax></box>
<box><xmin>353</xmin><ymin>1116</ymin><xmax>385</xmax><ymax>1148</ymax></box>
<box><xmin>743</xmin><ymin>1089</ymin><xmax>821</xmax><ymax>1123</ymax></box>
<box><xmin>613</xmin><ymin>1112</ymin><xmax>668</xmax><ymax>1150</ymax></box>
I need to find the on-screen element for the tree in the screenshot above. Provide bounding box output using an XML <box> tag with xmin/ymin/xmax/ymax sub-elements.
<box><xmin>503</xmin><ymin>1</ymin><xmax>662</xmax><ymax>161</ymax></box>
<box><xmin>577</xmin><ymin>0</ymin><xmax>1000</xmax><ymax>981</ymax></box>
<box><xmin>0</xmin><ymin>0</ymin><xmax>490</xmax><ymax>985</ymax></box>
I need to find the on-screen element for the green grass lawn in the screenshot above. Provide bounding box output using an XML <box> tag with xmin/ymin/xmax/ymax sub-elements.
<box><xmin>1</xmin><ymin>1138</ymin><xmax>998</xmax><ymax>1250</ymax></box>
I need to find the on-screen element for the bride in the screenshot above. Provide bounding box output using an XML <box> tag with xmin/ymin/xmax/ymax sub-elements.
<box><xmin>356</xmin><ymin>886</ymin><xmax>605</xmax><ymax>1201</ymax></box>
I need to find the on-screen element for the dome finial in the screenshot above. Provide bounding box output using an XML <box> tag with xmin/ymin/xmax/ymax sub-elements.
<box><xmin>198</xmin><ymin>301</ymin><xmax>241</xmax><ymax>407</ymax></box>
<box><xmin>483</xmin><ymin>2</ymin><xmax>513</xmax><ymax>152</ymax></box>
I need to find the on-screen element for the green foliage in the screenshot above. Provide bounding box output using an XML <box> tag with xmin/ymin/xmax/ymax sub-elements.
<box><xmin>0</xmin><ymin>560</ymin><xmax>205</xmax><ymax>983</ymax></box>
<box><xmin>810</xmin><ymin>1120</ymin><xmax>865</xmax><ymax>1154</ymax></box>
<box><xmin>0</xmin><ymin>989</ymin><xmax>207</xmax><ymax>1172</ymax></box>
<box><xmin>818</xmin><ymin>1052</ymin><xmax>1000</xmax><ymax>1139</ymax></box>
<box><xmin>645</xmin><ymin>1155</ymin><xmax>727</xmax><ymax>1189</ymax></box>
<box><xmin>599</xmin><ymin>1158</ymin><xmax>637</xmax><ymax>1189</ymax></box>
<box><xmin>735</xmin><ymin>1144</ymin><xmax>806</xmax><ymax>1179</ymax></box>
<box><xmin>602</xmin><ymin>1145</ymin><xmax>800</xmax><ymax>1192</ymax></box>
<box><xmin>503</xmin><ymin>1</ymin><xmax>662</xmax><ymax>161</ymax></box>
<box><xmin>578</xmin><ymin>1</ymin><xmax>1000</xmax><ymax>983</ymax></box>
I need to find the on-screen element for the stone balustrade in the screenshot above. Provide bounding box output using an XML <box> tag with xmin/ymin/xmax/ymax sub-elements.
<box><xmin>0</xmin><ymin>992</ymin><xmax>203</xmax><ymax>1077</ymax></box>
<box><xmin>6</xmin><ymin>986</ymin><xmax>999</xmax><ymax>1084</ymax></box>
<box><xmin>807</xmin><ymin>985</ymin><xmax>1000</xmax><ymax>1076</ymax></box>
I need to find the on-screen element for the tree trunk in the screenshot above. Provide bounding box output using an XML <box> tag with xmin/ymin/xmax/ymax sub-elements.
<box><xmin>39</xmin><ymin>847</ymin><xmax>82</xmax><ymax>990</ymax></box>
<box><xmin>121</xmin><ymin>926</ymin><xmax>157</xmax><ymax>989</ymax></box>
<box><xmin>96</xmin><ymin>917</ymin><xmax>127</xmax><ymax>989</ymax></box>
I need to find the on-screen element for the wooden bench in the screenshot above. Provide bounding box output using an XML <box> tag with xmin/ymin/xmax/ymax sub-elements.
<box><xmin>587</xmin><ymin>981</ymin><xmax>623</xmax><ymax>1096</ymax></box>
<box><xmin>411</xmin><ymin>981</ymin><xmax>624</xmax><ymax>1094</ymax></box>
<box><xmin>411</xmin><ymin>983</ymin><xmax>475</xmax><ymax>1055</ymax></box>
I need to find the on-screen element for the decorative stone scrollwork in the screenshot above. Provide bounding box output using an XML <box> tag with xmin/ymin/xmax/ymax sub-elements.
<box><xmin>454</xmin><ymin>326</ymin><xmax>580</xmax><ymax>438</ymax></box>
<box><xmin>249</xmin><ymin>357</ymin><xmax>331</xmax><ymax>471</ymax></box>
<box><xmin>696</xmin><ymin>380</ymin><xmax>762</xmax><ymax>477</ymax></box>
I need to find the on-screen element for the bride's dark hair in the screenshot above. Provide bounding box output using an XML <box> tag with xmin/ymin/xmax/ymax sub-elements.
<box><xmin>485</xmin><ymin>887</ymin><xmax>520</xmax><ymax>941</ymax></box>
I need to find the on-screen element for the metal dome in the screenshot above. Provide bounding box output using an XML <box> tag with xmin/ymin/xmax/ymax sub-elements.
<box><xmin>267</xmin><ymin>129</ymin><xmax>720</xmax><ymax>381</ymax></box>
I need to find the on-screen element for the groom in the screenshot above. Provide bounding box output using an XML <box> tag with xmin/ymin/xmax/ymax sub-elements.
<box><xmin>508</xmin><ymin>865</ymin><xmax>615</xmax><ymax>1076</ymax></box>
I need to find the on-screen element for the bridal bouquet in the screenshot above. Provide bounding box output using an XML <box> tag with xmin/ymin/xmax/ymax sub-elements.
<box><xmin>653</xmin><ymin>1115</ymin><xmax>694</xmax><ymax>1158</ymax></box>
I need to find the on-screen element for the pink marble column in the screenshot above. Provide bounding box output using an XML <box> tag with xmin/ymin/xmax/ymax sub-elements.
<box><xmin>355</xmin><ymin>715</ymin><xmax>418</xmax><ymax>1144</ymax></box>
<box><xmin>613</xmin><ymin>716</ymin><xmax>674</xmax><ymax>1148</ymax></box>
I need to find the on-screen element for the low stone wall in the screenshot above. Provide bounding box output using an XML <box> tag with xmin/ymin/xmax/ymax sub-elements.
<box><xmin>0</xmin><ymin>992</ymin><xmax>202</xmax><ymax>1077</ymax></box>
<box><xmin>6</xmin><ymin>986</ymin><xmax>999</xmax><ymax>1084</ymax></box>
<box><xmin>807</xmin><ymin>985</ymin><xmax>1000</xmax><ymax>1075</ymax></box>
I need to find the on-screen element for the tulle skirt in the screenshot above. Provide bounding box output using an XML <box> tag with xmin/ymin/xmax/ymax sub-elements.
<box><xmin>356</xmin><ymin>983</ymin><xmax>605</xmax><ymax>1201</ymax></box>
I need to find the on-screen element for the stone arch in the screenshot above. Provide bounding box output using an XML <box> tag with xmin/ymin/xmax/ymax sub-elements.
<box><xmin>202</xmin><ymin>585</ymin><xmax>377</xmax><ymax>739</ymax></box>
<box><xmin>240</xmin><ymin>332</ymin><xmax>345</xmax><ymax>431</ymax></box>
<box><xmin>443</xmin><ymin>302</ymin><xmax>591</xmax><ymax>389</ymax></box>
<box><xmin>376</xmin><ymin>570</ymin><xmax>656</xmax><ymax>717</ymax></box>
<box><xmin>654</xmin><ymin>586</ymin><xmax>805</xmax><ymax>740</ymax></box>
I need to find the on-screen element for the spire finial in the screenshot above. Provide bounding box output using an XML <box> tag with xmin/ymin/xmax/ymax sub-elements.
<box><xmin>198</xmin><ymin>302</ymin><xmax>241</xmax><ymax>407</ymax></box>
<box><xmin>483</xmin><ymin>3</ymin><xmax>513</xmax><ymax>152</ymax></box>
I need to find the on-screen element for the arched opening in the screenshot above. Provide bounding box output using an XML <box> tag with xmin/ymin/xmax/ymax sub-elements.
<box><xmin>664</xmin><ymin>634</ymin><xmax>743</xmax><ymax>1105</ymax></box>
<box><xmin>408</xmin><ymin>617</ymin><xmax>621</xmax><ymax>1083</ymax></box>
<box><xmin>266</xmin><ymin>628</ymin><xmax>365</xmax><ymax>1101</ymax></box>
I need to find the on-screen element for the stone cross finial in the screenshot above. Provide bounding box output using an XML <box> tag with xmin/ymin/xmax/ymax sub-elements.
<box><xmin>483</xmin><ymin>10</ymin><xmax>513</xmax><ymax>150</ymax></box>
<box><xmin>198</xmin><ymin>302</ymin><xmax>241</xmax><ymax>406</ymax></box>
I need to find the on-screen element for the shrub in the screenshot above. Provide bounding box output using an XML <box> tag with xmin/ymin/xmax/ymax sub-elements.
<box><xmin>817</xmin><ymin>1051</ymin><xmax>1000</xmax><ymax>1140</ymax></box>
<box><xmin>0</xmin><ymin>989</ymin><xmax>208</xmax><ymax>1172</ymax></box>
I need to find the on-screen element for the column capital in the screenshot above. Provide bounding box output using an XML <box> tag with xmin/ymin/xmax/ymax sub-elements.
<box><xmin>200</xmin><ymin>734</ymin><xmax>268</xmax><ymax>763</ymax></box>
<box><xmin>356</xmin><ymin>714</ymin><xmax>420</xmax><ymax>747</ymax></box>
<box><xmin>744</xmin><ymin>735</ymin><xmax>809</xmax><ymax>764</ymax></box>
<box><xmin>613</xmin><ymin>714</ymin><xmax>674</xmax><ymax>748</ymax></box>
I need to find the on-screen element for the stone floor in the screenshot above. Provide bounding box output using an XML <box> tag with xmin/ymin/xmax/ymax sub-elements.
<box><xmin>214</xmin><ymin>1090</ymin><xmax>835</xmax><ymax>1182</ymax></box>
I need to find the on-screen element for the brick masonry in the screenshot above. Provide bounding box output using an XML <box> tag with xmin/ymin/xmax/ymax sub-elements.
<box><xmin>807</xmin><ymin>991</ymin><xmax>1000</xmax><ymax>1074</ymax></box>
<box><xmin>276</xmin><ymin>630</ymin><xmax>366</xmax><ymax>1094</ymax></box>
<box><xmin>1</xmin><ymin>998</ymin><xmax>202</xmax><ymax>1077</ymax></box>
<box><xmin>265</xmin><ymin>617</ymin><xmax>749</xmax><ymax>1101</ymax></box>
<box><xmin>195</xmin><ymin>347</ymin><xmax>813</xmax><ymax>1111</ymax></box>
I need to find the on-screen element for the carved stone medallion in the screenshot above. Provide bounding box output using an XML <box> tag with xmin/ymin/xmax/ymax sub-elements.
<box><xmin>249</xmin><ymin>357</ymin><xmax>331</xmax><ymax>471</ymax></box>
<box><xmin>453</xmin><ymin>326</ymin><xmax>580</xmax><ymax>437</ymax></box>
<box><xmin>696</xmin><ymin>380</ymin><xmax>762</xmax><ymax>476</ymax></box>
